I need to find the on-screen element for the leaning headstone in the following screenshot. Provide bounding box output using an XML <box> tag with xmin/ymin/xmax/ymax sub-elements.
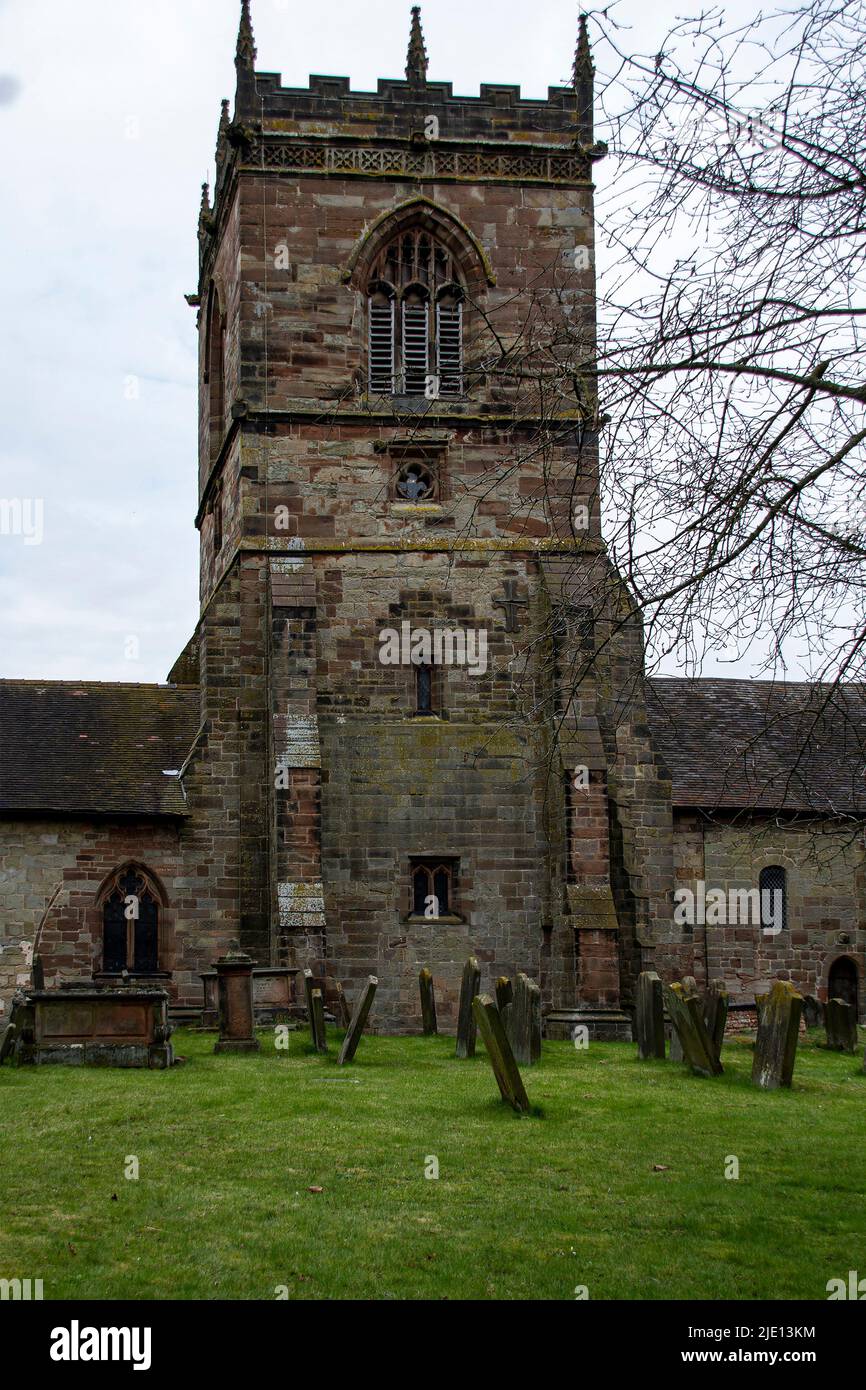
<box><xmin>825</xmin><ymin>998</ymin><xmax>857</xmax><ymax>1053</ymax></box>
<box><xmin>635</xmin><ymin>971</ymin><xmax>665</xmax><ymax>1060</ymax></box>
<box><xmin>663</xmin><ymin>983</ymin><xmax>722</xmax><ymax>1077</ymax></box>
<box><xmin>754</xmin><ymin>992</ymin><xmax>768</xmax><ymax>1026</ymax></box>
<box><xmin>703</xmin><ymin>982</ymin><xmax>729</xmax><ymax>1063</ymax></box>
<box><xmin>456</xmin><ymin>956</ymin><xmax>481</xmax><ymax>1059</ymax></box>
<box><xmin>334</xmin><ymin>982</ymin><xmax>352</xmax><ymax>1030</ymax></box>
<box><xmin>752</xmin><ymin>980</ymin><xmax>803</xmax><ymax>1089</ymax></box>
<box><xmin>670</xmin><ymin>975</ymin><xmax>698</xmax><ymax>1062</ymax></box>
<box><xmin>32</xmin><ymin>955</ymin><xmax>45</xmax><ymax>991</ymax></box>
<box><xmin>802</xmin><ymin>994</ymin><xmax>823</xmax><ymax>1029</ymax></box>
<box><xmin>310</xmin><ymin>988</ymin><xmax>328</xmax><ymax>1054</ymax></box>
<box><xmin>337</xmin><ymin>976</ymin><xmax>377</xmax><ymax>1066</ymax></box>
<box><xmin>495</xmin><ymin>977</ymin><xmax>516</xmax><ymax>1050</ymax></box>
<box><xmin>668</xmin><ymin>977</ymin><xmax>697</xmax><ymax>1060</ymax></box>
<box><xmin>419</xmin><ymin>968</ymin><xmax>437</xmax><ymax>1035</ymax></box>
<box><xmin>510</xmin><ymin>973</ymin><xmax>541</xmax><ymax>1066</ymax></box>
<box><xmin>0</xmin><ymin>1023</ymin><xmax>16</xmax><ymax>1066</ymax></box>
<box><xmin>303</xmin><ymin>968</ymin><xmax>316</xmax><ymax>1022</ymax></box>
<box><xmin>472</xmin><ymin>995</ymin><xmax>531</xmax><ymax>1115</ymax></box>
<box><xmin>495</xmin><ymin>976</ymin><xmax>513</xmax><ymax>1013</ymax></box>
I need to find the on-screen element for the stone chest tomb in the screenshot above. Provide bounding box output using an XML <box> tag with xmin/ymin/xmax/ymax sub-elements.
<box><xmin>14</xmin><ymin>986</ymin><xmax>174</xmax><ymax>1069</ymax></box>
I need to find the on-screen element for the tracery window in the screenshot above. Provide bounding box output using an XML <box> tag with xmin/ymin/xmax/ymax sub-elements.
<box><xmin>367</xmin><ymin>228</ymin><xmax>464</xmax><ymax>397</ymax></box>
<box><xmin>410</xmin><ymin>857</ymin><xmax>458</xmax><ymax>919</ymax></box>
<box><xmin>101</xmin><ymin>866</ymin><xmax>162</xmax><ymax>974</ymax></box>
<box><xmin>396</xmin><ymin>459</ymin><xmax>437</xmax><ymax>502</ymax></box>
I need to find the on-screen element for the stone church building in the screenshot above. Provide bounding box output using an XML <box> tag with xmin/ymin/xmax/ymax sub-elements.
<box><xmin>1</xmin><ymin>6</ymin><xmax>864</xmax><ymax>1033</ymax></box>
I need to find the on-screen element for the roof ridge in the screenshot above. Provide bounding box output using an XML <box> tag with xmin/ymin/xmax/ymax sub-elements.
<box><xmin>0</xmin><ymin>679</ymin><xmax>199</xmax><ymax>691</ymax></box>
<box><xmin>648</xmin><ymin>675</ymin><xmax>866</xmax><ymax>691</ymax></box>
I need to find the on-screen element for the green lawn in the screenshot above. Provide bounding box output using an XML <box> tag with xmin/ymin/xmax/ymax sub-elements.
<box><xmin>1</xmin><ymin>1027</ymin><xmax>864</xmax><ymax>1301</ymax></box>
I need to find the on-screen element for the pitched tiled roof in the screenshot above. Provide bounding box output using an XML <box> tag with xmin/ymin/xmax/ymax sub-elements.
<box><xmin>0</xmin><ymin>682</ymin><xmax>200</xmax><ymax>816</ymax></box>
<box><xmin>647</xmin><ymin>677</ymin><xmax>866</xmax><ymax>815</ymax></box>
<box><xmin>2</xmin><ymin>675</ymin><xmax>861</xmax><ymax>818</ymax></box>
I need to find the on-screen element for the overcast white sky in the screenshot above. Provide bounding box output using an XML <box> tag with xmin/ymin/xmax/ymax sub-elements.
<box><xmin>0</xmin><ymin>0</ymin><xmax>758</xmax><ymax>683</ymax></box>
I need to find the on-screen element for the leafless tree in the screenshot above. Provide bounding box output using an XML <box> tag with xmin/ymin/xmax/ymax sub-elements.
<box><xmin>447</xmin><ymin>0</ymin><xmax>866</xmax><ymax>834</ymax></box>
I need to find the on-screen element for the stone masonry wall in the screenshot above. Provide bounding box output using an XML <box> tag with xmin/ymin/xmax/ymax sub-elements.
<box><xmin>658</xmin><ymin>812</ymin><xmax>866</xmax><ymax>1018</ymax></box>
<box><xmin>309</xmin><ymin>549</ymin><xmax>551</xmax><ymax>1032</ymax></box>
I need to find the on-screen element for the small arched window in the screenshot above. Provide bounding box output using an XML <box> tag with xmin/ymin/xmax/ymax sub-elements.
<box><xmin>211</xmin><ymin>478</ymin><xmax>223</xmax><ymax>555</ymax></box>
<box><xmin>367</xmin><ymin>228</ymin><xmax>464</xmax><ymax>397</ymax></box>
<box><xmin>415</xmin><ymin>664</ymin><xmax>434</xmax><ymax>715</ymax></box>
<box><xmin>205</xmin><ymin>283</ymin><xmax>226</xmax><ymax>458</ymax></box>
<box><xmin>410</xmin><ymin>858</ymin><xmax>457</xmax><ymax>918</ymax></box>
<box><xmin>759</xmin><ymin>865</ymin><xmax>787</xmax><ymax>934</ymax></box>
<box><xmin>101</xmin><ymin>866</ymin><xmax>162</xmax><ymax>974</ymax></box>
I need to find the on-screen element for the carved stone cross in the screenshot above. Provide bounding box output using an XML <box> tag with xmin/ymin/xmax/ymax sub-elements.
<box><xmin>494</xmin><ymin>580</ymin><xmax>529</xmax><ymax>633</ymax></box>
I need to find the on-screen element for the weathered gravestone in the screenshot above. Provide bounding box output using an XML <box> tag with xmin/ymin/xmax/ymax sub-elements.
<box><xmin>802</xmin><ymin>994</ymin><xmax>823</xmax><ymax>1029</ymax></box>
<box><xmin>456</xmin><ymin>956</ymin><xmax>481</xmax><ymax>1059</ymax></box>
<box><xmin>472</xmin><ymin>994</ymin><xmax>531</xmax><ymax>1115</ymax></box>
<box><xmin>500</xmin><ymin>1001</ymin><xmax>513</xmax><ymax>1045</ymax></box>
<box><xmin>635</xmin><ymin>971</ymin><xmax>665</xmax><ymax>1060</ymax></box>
<box><xmin>669</xmin><ymin>975</ymin><xmax>699</xmax><ymax>1062</ymax></box>
<box><xmin>663</xmin><ymin>982</ymin><xmax>722</xmax><ymax>1077</ymax></box>
<box><xmin>302</xmin><ymin>969</ymin><xmax>316</xmax><ymax>1024</ymax></box>
<box><xmin>752</xmin><ymin>980</ymin><xmax>803</xmax><ymax>1089</ymax></box>
<box><xmin>310</xmin><ymin>988</ymin><xmax>328</xmax><ymax>1054</ymax></box>
<box><xmin>337</xmin><ymin>976</ymin><xmax>378</xmax><ymax>1066</ymax></box>
<box><xmin>755</xmin><ymin>992</ymin><xmax>768</xmax><ymax>1025</ymax></box>
<box><xmin>495</xmin><ymin>977</ymin><xmax>516</xmax><ymax>1055</ymax></box>
<box><xmin>0</xmin><ymin>1023</ymin><xmax>16</xmax><ymax>1066</ymax></box>
<box><xmin>419</xmin><ymin>968</ymin><xmax>437</xmax><ymax>1035</ymax></box>
<box><xmin>334</xmin><ymin>981</ymin><xmax>352</xmax><ymax>1030</ymax></box>
<box><xmin>214</xmin><ymin>944</ymin><xmax>260</xmax><ymax>1054</ymax></box>
<box><xmin>509</xmin><ymin>973</ymin><xmax>542</xmax><ymax>1066</ymax></box>
<box><xmin>702</xmin><ymin>981</ymin><xmax>729</xmax><ymax>1064</ymax></box>
<box><xmin>825</xmin><ymin>997</ymin><xmax>857</xmax><ymax>1053</ymax></box>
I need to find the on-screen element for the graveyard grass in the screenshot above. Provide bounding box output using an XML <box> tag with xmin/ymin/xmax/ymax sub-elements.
<box><xmin>1</xmin><ymin>1028</ymin><xmax>865</xmax><ymax>1301</ymax></box>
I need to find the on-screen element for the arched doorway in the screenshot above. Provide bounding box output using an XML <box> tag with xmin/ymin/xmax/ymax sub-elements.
<box><xmin>828</xmin><ymin>957</ymin><xmax>859</xmax><ymax>1017</ymax></box>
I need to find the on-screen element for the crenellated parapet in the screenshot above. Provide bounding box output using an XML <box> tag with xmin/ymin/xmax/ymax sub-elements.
<box><xmin>197</xmin><ymin>4</ymin><xmax>605</xmax><ymax>286</ymax></box>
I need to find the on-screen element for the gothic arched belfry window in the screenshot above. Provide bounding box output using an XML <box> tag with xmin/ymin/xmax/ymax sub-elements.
<box><xmin>367</xmin><ymin>228</ymin><xmax>464</xmax><ymax>397</ymax></box>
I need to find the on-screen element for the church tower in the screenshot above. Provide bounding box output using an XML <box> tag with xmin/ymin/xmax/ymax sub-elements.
<box><xmin>183</xmin><ymin>3</ymin><xmax>674</xmax><ymax>1034</ymax></box>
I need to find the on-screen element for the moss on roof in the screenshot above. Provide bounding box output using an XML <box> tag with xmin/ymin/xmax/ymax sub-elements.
<box><xmin>0</xmin><ymin>681</ymin><xmax>200</xmax><ymax>817</ymax></box>
<box><xmin>648</xmin><ymin>677</ymin><xmax>866</xmax><ymax>815</ymax></box>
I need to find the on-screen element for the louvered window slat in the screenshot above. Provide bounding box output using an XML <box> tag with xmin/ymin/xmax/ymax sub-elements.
<box><xmin>402</xmin><ymin>301</ymin><xmax>429</xmax><ymax>394</ymax></box>
<box><xmin>436</xmin><ymin>300</ymin><xmax>463</xmax><ymax>396</ymax></box>
<box><xmin>368</xmin><ymin>298</ymin><xmax>395</xmax><ymax>393</ymax></box>
<box><xmin>368</xmin><ymin>231</ymin><xmax>465</xmax><ymax>397</ymax></box>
